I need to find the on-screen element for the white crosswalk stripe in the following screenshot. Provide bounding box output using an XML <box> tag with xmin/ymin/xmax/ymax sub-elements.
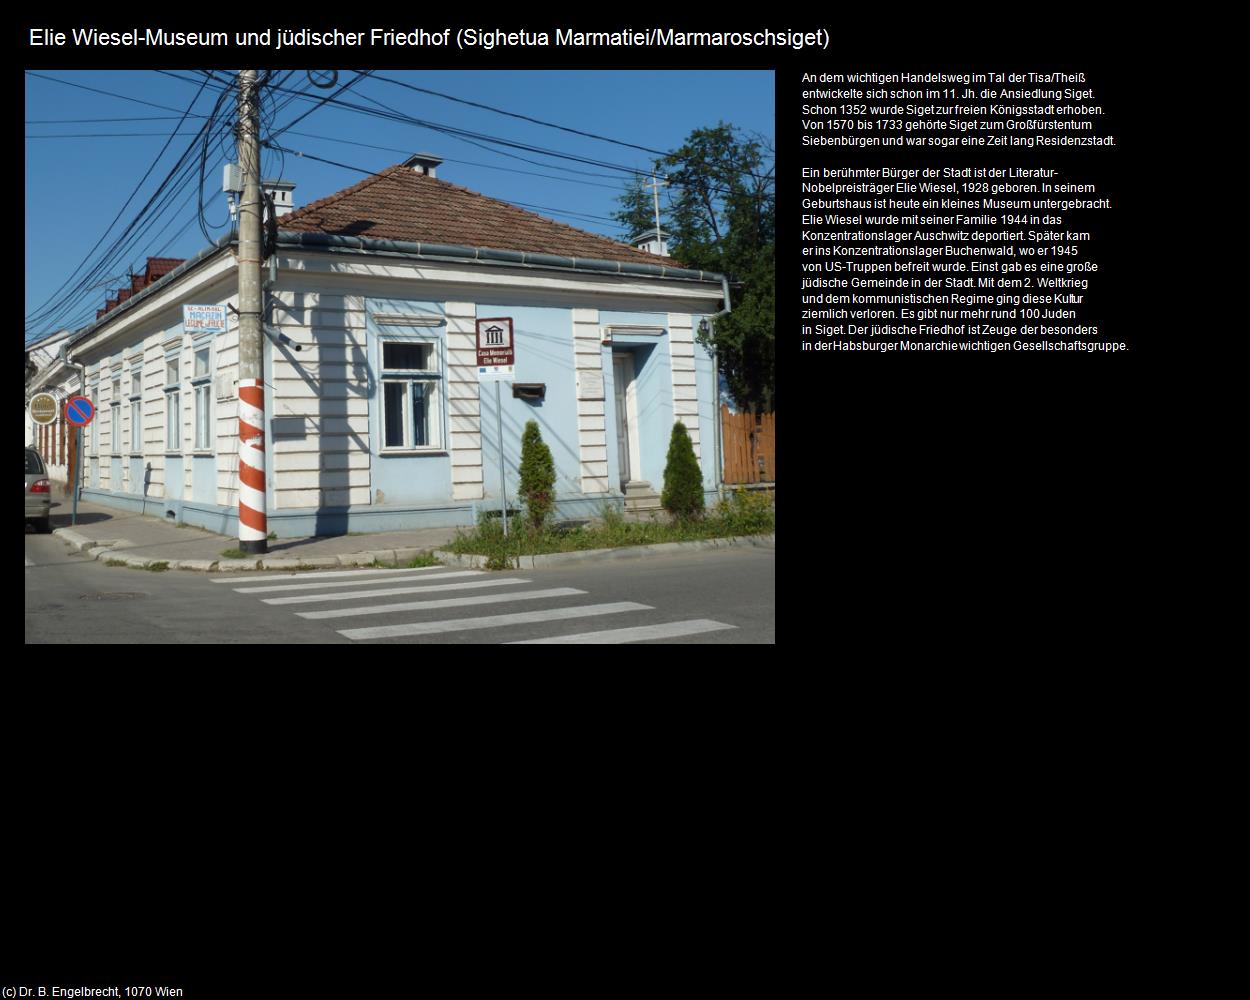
<box><xmin>508</xmin><ymin>620</ymin><xmax>737</xmax><ymax>644</ymax></box>
<box><xmin>297</xmin><ymin>587</ymin><xmax>587</xmax><ymax>620</ymax></box>
<box><xmin>263</xmin><ymin>576</ymin><xmax>529</xmax><ymax>606</ymax></box>
<box><xmin>235</xmin><ymin>570</ymin><xmax>483</xmax><ymax>594</ymax></box>
<box><xmin>338</xmin><ymin>602</ymin><xmax>653</xmax><ymax>641</ymax></box>
<box><xmin>222</xmin><ymin>565</ymin><xmax>737</xmax><ymax>643</ymax></box>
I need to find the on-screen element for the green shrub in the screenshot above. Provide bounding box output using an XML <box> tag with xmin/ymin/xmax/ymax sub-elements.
<box><xmin>518</xmin><ymin>420</ymin><xmax>557</xmax><ymax>531</ymax></box>
<box><xmin>715</xmin><ymin>489</ymin><xmax>775</xmax><ymax>535</ymax></box>
<box><xmin>661</xmin><ymin>421</ymin><xmax>704</xmax><ymax>520</ymax></box>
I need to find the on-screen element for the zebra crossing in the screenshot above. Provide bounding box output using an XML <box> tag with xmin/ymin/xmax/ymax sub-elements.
<box><xmin>212</xmin><ymin>565</ymin><xmax>738</xmax><ymax>643</ymax></box>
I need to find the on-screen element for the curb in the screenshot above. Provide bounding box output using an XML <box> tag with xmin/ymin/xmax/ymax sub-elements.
<box><xmin>54</xmin><ymin>522</ymin><xmax>766</xmax><ymax>573</ymax></box>
<box><xmin>437</xmin><ymin>533</ymin><xmax>776</xmax><ymax>570</ymax></box>
<box><xmin>53</xmin><ymin>528</ymin><xmax>115</xmax><ymax>553</ymax></box>
<box><xmin>75</xmin><ymin>537</ymin><xmax>445</xmax><ymax>572</ymax></box>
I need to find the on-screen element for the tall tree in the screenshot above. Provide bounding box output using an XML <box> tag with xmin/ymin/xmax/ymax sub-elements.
<box><xmin>615</xmin><ymin>124</ymin><xmax>775</xmax><ymax>412</ymax></box>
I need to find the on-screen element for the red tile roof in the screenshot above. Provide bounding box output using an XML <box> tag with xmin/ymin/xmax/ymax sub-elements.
<box><xmin>100</xmin><ymin>257</ymin><xmax>186</xmax><ymax>315</ymax></box>
<box><xmin>144</xmin><ymin>257</ymin><xmax>183</xmax><ymax>282</ymax></box>
<box><xmin>279</xmin><ymin>164</ymin><xmax>692</xmax><ymax>270</ymax></box>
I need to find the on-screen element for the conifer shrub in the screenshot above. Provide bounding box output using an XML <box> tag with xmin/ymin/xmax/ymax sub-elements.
<box><xmin>518</xmin><ymin>419</ymin><xmax>557</xmax><ymax>531</ymax></box>
<box><xmin>661</xmin><ymin>420</ymin><xmax>705</xmax><ymax>520</ymax></box>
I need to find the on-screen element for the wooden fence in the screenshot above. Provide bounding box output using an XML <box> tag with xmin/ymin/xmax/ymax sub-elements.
<box><xmin>720</xmin><ymin>407</ymin><xmax>775</xmax><ymax>484</ymax></box>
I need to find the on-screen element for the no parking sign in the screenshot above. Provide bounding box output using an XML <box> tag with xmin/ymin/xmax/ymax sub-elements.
<box><xmin>65</xmin><ymin>395</ymin><xmax>95</xmax><ymax>427</ymax></box>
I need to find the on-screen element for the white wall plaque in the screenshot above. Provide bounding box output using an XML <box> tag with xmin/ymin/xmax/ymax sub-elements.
<box><xmin>577</xmin><ymin>370</ymin><xmax>605</xmax><ymax>400</ymax></box>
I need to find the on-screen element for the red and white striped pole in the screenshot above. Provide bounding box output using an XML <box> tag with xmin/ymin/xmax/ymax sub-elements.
<box><xmin>238</xmin><ymin>380</ymin><xmax>266</xmax><ymax>549</ymax></box>
<box><xmin>237</xmin><ymin>69</ymin><xmax>267</xmax><ymax>554</ymax></box>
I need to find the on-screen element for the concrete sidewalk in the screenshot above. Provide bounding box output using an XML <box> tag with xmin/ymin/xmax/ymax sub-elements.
<box><xmin>45</xmin><ymin>499</ymin><xmax>459</xmax><ymax>571</ymax></box>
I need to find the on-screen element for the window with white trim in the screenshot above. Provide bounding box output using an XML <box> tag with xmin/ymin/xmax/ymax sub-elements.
<box><xmin>379</xmin><ymin>339</ymin><xmax>442</xmax><ymax>450</ymax></box>
<box><xmin>164</xmin><ymin>356</ymin><xmax>181</xmax><ymax>452</ymax></box>
<box><xmin>90</xmin><ymin>384</ymin><xmax>99</xmax><ymax>455</ymax></box>
<box><xmin>192</xmin><ymin>345</ymin><xmax>212</xmax><ymax>451</ymax></box>
<box><xmin>129</xmin><ymin>368</ymin><xmax>143</xmax><ymax>455</ymax></box>
<box><xmin>110</xmin><ymin>375</ymin><xmax>122</xmax><ymax>455</ymax></box>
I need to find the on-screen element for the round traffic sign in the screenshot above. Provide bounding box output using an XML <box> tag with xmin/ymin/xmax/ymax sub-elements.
<box><xmin>65</xmin><ymin>395</ymin><xmax>95</xmax><ymax>427</ymax></box>
<box><xmin>29</xmin><ymin>392</ymin><xmax>58</xmax><ymax>425</ymax></box>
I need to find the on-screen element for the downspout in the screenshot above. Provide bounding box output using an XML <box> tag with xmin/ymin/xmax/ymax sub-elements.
<box><xmin>705</xmin><ymin>275</ymin><xmax>733</xmax><ymax>504</ymax></box>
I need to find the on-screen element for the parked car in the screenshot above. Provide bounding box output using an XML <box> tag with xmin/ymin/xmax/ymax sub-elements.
<box><xmin>25</xmin><ymin>447</ymin><xmax>51</xmax><ymax>533</ymax></box>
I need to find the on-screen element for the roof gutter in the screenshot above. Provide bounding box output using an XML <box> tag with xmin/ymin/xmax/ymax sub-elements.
<box><xmin>276</xmin><ymin>230</ymin><xmax>727</xmax><ymax>286</ymax></box>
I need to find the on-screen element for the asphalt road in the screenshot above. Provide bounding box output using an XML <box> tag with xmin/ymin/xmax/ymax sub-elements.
<box><xmin>25</xmin><ymin>532</ymin><xmax>775</xmax><ymax>644</ymax></box>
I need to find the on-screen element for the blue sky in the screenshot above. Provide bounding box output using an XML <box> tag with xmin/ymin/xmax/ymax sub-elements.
<box><xmin>25</xmin><ymin>69</ymin><xmax>774</xmax><ymax>343</ymax></box>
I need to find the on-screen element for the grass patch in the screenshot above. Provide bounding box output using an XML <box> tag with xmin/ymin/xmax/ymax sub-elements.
<box><xmin>444</xmin><ymin>491</ymin><xmax>774</xmax><ymax>567</ymax></box>
<box><xmin>369</xmin><ymin>552</ymin><xmax>442</xmax><ymax>570</ymax></box>
<box><xmin>105</xmin><ymin>559</ymin><xmax>128</xmax><ymax>567</ymax></box>
<box><xmin>220</xmin><ymin>548</ymin><xmax>249</xmax><ymax>560</ymax></box>
<box><xmin>145</xmin><ymin>561</ymin><xmax>170</xmax><ymax>572</ymax></box>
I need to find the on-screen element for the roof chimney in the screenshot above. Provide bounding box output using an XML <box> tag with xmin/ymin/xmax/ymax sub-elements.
<box><xmin>262</xmin><ymin>179</ymin><xmax>297</xmax><ymax>217</ymax></box>
<box><xmin>403</xmin><ymin>153</ymin><xmax>443</xmax><ymax>178</ymax></box>
<box><xmin>632</xmin><ymin>227</ymin><xmax>671</xmax><ymax>257</ymax></box>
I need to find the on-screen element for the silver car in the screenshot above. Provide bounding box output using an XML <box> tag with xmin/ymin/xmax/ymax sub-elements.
<box><xmin>25</xmin><ymin>447</ymin><xmax>51</xmax><ymax>533</ymax></box>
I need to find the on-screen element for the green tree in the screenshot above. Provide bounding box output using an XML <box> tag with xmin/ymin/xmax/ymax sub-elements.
<box><xmin>615</xmin><ymin>124</ymin><xmax>775</xmax><ymax>413</ymax></box>
<box><xmin>518</xmin><ymin>419</ymin><xmax>557</xmax><ymax>531</ymax></box>
<box><xmin>661</xmin><ymin>421</ymin><xmax>704</xmax><ymax>520</ymax></box>
<box><xmin>615</xmin><ymin>175</ymin><xmax>657</xmax><ymax>243</ymax></box>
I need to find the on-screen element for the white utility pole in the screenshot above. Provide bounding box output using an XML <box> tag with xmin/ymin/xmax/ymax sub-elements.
<box><xmin>646</xmin><ymin>172</ymin><xmax>668</xmax><ymax>250</ymax></box>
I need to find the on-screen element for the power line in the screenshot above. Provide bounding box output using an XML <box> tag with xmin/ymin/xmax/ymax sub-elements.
<box><xmin>25</xmin><ymin>74</ymin><xmax>212</xmax><ymax>332</ymax></box>
<box><xmin>26</xmin><ymin>114</ymin><xmax>210</xmax><ymax>124</ymax></box>
<box><xmin>323</xmin><ymin>83</ymin><xmax>771</xmax><ymax>199</ymax></box>
<box><xmin>141</xmin><ymin>69</ymin><xmax>772</xmax><ymax>199</ymax></box>
<box><xmin>25</xmin><ymin>71</ymin><xmax>209</xmax><ymax>116</ymax></box>
<box><xmin>266</xmin><ymin>70</ymin><xmax>375</xmax><ymax>140</ymax></box>
<box><xmin>133</xmin><ymin>69</ymin><xmax>775</xmax><ymax>193</ymax></box>
<box><xmin>281</xmin><ymin>129</ymin><xmax>630</xmax><ymax>191</ymax></box>
<box><xmin>31</xmin><ymin>71</ymin><xmax>318</xmax><ymax>335</ymax></box>
<box><xmin>27</xmin><ymin>94</ymin><xmax>238</xmax><ymax>335</ymax></box>
<box><xmin>263</xmin><ymin>144</ymin><xmax>629</xmax><ymax>233</ymax></box>
<box><xmin>369</xmin><ymin>74</ymin><xmax>774</xmax><ymax>184</ymax></box>
<box><xmin>370</xmin><ymin>74</ymin><xmax>674</xmax><ymax>158</ymax></box>
<box><xmin>26</xmin><ymin>132</ymin><xmax>208</xmax><ymax>139</ymax></box>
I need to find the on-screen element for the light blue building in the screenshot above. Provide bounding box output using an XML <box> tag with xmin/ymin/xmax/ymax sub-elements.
<box><xmin>55</xmin><ymin>157</ymin><xmax>729</xmax><ymax>536</ymax></box>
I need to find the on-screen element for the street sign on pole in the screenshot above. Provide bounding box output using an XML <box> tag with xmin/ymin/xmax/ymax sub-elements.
<box><xmin>476</xmin><ymin>317</ymin><xmax>515</xmax><ymax>367</ymax></box>
<box><xmin>477</xmin><ymin>318</ymin><xmax>516</xmax><ymax>534</ymax></box>
<box><xmin>64</xmin><ymin>395</ymin><xmax>95</xmax><ymax>427</ymax></box>
<box><xmin>63</xmin><ymin>396</ymin><xmax>94</xmax><ymax>526</ymax></box>
<box><xmin>72</xmin><ymin>427</ymin><xmax>82</xmax><ymax>526</ymax></box>
<box><xmin>29</xmin><ymin>392</ymin><xmax>58</xmax><ymax>425</ymax></box>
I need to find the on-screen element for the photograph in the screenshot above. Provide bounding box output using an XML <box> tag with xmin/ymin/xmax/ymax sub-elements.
<box><xmin>25</xmin><ymin>68</ymin><xmax>777</xmax><ymax>644</ymax></box>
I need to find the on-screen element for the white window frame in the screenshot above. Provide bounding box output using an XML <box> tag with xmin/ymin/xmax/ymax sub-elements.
<box><xmin>129</xmin><ymin>366</ymin><xmax>143</xmax><ymax>456</ymax></box>
<box><xmin>191</xmin><ymin>343</ymin><xmax>212</xmax><ymax>452</ymax></box>
<box><xmin>90</xmin><ymin>383</ymin><xmax>99</xmax><ymax>455</ymax></box>
<box><xmin>110</xmin><ymin>375</ymin><xmax>122</xmax><ymax>456</ymax></box>
<box><xmin>379</xmin><ymin>336</ymin><xmax>443</xmax><ymax>453</ymax></box>
<box><xmin>164</xmin><ymin>355</ymin><xmax>181</xmax><ymax>453</ymax></box>
<box><xmin>166</xmin><ymin>391</ymin><xmax>182</xmax><ymax>452</ymax></box>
